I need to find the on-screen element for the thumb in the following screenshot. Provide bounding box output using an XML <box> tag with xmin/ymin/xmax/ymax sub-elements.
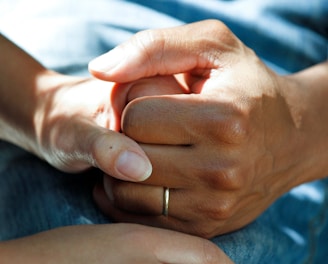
<box><xmin>90</xmin><ymin>129</ymin><xmax>152</xmax><ymax>182</ymax></box>
<box><xmin>88</xmin><ymin>20</ymin><xmax>228</xmax><ymax>83</ymax></box>
<box><xmin>53</xmin><ymin>123</ymin><xmax>152</xmax><ymax>182</ymax></box>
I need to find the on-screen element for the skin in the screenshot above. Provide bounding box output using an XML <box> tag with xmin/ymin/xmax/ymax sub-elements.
<box><xmin>0</xmin><ymin>33</ymin><xmax>185</xmax><ymax>182</ymax></box>
<box><xmin>89</xmin><ymin>20</ymin><xmax>328</xmax><ymax>238</ymax></box>
<box><xmin>0</xmin><ymin>34</ymin><xmax>234</xmax><ymax>262</ymax></box>
<box><xmin>0</xmin><ymin>224</ymin><xmax>233</xmax><ymax>264</ymax></box>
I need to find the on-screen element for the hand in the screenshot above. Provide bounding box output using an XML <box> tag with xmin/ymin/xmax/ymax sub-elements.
<box><xmin>89</xmin><ymin>20</ymin><xmax>328</xmax><ymax>237</ymax></box>
<box><xmin>0</xmin><ymin>34</ymin><xmax>185</xmax><ymax>182</ymax></box>
<box><xmin>35</xmin><ymin>73</ymin><xmax>184</xmax><ymax>181</ymax></box>
<box><xmin>0</xmin><ymin>223</ymin><xmax>233</xmax><ymax>264</ymax></box>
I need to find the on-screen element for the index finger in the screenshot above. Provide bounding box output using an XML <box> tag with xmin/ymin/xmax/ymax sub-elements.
<box><xmin>122</xmin><ymin>93</ymin><xmax>214</xmax><ymax>145</ymax></box>
<box><xmin>88</xmin><ymin>20</ymin><xmax>236</xmax><ymax>83</ymax></box>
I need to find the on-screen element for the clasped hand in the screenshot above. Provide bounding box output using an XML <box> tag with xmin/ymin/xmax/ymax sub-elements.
<box><xmin>89</xmin><ymin>20</ymin><xmax>317</xmax><ymax>238</ymax></box>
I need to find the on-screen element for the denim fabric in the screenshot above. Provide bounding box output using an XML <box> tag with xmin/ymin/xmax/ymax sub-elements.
<box><xmin>0</xmin><ymin>0</ymin><xmax>327</xmax><ymax>263</ymax></box>
<box><xmin>0</xmin><ymin>141</ymin><xmax>109</xmax><ymax>240</ymax></box>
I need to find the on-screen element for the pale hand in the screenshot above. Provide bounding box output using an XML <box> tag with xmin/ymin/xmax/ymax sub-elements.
<box><xmin>34</xmin><ymin>73</ymin><xmax>184</xmax><ymax>182</ymax></box>
<box><xmin>0</xmin><ymin>34</ymin><xmax>186</xmax><ymax>182</ymax></box>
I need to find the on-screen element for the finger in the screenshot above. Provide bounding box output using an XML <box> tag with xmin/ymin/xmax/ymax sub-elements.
<box><xmin>125</xmin><ymin>224</ymin><xmax>233</xmax><ymax>264</ymax></box>
<box><xmin>60</xmin><ymin>122</ymin><xmax>152</xmax><ymax>182</ymax></box>
<box><xmin>101</xmin><ymin>177</ymin><xmax>199</xmax><ymax>220</ymax></box>
<box><xmin>11</xmin><ymin>223</ymin><xmax>232</xmax><ymax>264</ymax></box>
<box><xmin>122</xmin><ymin>93</ymin><xmax>246</xmax><ymax>146</ymax></box>
<box><xmin>96</xmin><ymin>174</ymin><xmax>234</xmax><ymax>226</ymax></box>
<box><xmin>139</xmin><ymin>144</ymin><xmax>203</xmax><ymax>188</ymax></box>
<box><xmin>121</xmin><ymin>94</ymin><xmax>209</xmax><ymax>145</ymax></box>
<box><xmin>94</xmin><ymin>184</ymin><xmax>208</xmax><ymax>238</ymax></box>
<box><xmin>88</xmin><ymin>20</ymin><xmax>234</xmax><ymax>83</ymax></box>
<box><xmin>125</xmin><ymin>75</ymin><xmax>188</xmax><ymax>102</ymax></box>
<box><xmin>89</xmin><ymin>77</ymin><xmax>185</xmax><ymax>181</ymax></box>
<box><xmin>99</xmin><ymin>173</ymin><xmax>240</xmax><ymax>222</ymax></box>
<box><xmin>153</xmin><ymin>232</ymin><xmax>233</xmax><ymax>264</ymax></box>
<box><xmin>103</xmin><ymin>177</ymin><xmax>164</xmax><ymax>216</ymax></box>
<box><xmin>93</xmin><ymin>181</ymin><xmax>192</xmax><ymax>232</ymax></box>
<box><xmin>94</xmin><ymin>178</ymin><xmax>240</xmax><ymax>238</ymax></box>
<box><xmin>111</xmin><ymin>75</ymin><xmax>187</xmax><ymax>113</ymax></box>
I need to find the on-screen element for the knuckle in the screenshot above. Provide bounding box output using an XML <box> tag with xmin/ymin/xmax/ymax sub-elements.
<box><xmin>202</xmin><ymin>100</ymin><xmax>250</xmax><ymax>145</ymax></box>
<box><xmin>193</xmin><ymin>200</ymin><xmax>236</xmax><ymax>237</ymax></box>
<box><xmin>204</xmin><ymin>200</ymin><xmax>236</xmax><ymax>222</ymax></box>
<box><xmin>220</xmin><ymin>168</ymin><xmax>243</xmax><ymax>190</ymax></box>
<box><xmin>204</xmin><ymin>167</ymin><xmax>244</xmax><ymax>191</ymax></box>
<box><xmin>205</xmin><ymin>19</ymin><xmax>230</xmax><ymax>35</ymax></box>
<box><xmin>213</xmin><ymin>114</ymin><xmax>249</xmax><ymax>145</ymax></box>
<box><xmin>204</xmin><ymin>19</ymin><xmax>241</xmax><ymax>50</ymax></box>
<box><xmin>225</xmin><ymin>116</ymin><xmax>249</xmax><ymax>143</ymax></box>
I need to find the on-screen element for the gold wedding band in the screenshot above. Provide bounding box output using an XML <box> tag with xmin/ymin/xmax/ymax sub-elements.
<box><xmin>163</xmin><ymin>187</ymin><xmax>170</xmax><ymax>217</ymax></box>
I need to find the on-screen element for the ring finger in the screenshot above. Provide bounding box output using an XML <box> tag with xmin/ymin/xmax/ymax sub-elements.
<box><xmin>93</xmin><ymin>180</ymin><xmax>207</xmax><ymax>236</ymax></box>
<box><xmin>97</xmin><ymin>176</ymin><xmax>199</xmax><ymax>221</ymax></box>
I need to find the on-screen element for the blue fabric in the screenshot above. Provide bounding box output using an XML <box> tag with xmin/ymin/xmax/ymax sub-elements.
<box><xmin>0</xmin><ymin>0</ymin><xmax>328</xmax><ymax>263</ymax></box>
<box><xmin>0</xmin><ymin>141</ymin><xmax>109</xmax><ymax>240</ymax></box>
<box><xmin>1</xmin><ymin>140</ymin><xmax>328</xmax><ymax>263</ymax></box>
<box><xmin>1</xmin><ymin>0</ymin><xmax>327</xmax><ymax>75</ymax></box>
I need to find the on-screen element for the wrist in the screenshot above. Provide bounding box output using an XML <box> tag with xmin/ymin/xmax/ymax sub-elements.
<box><xmin>0</xmin><ymin>68</ymin><xmax>77</xmax><ymax>159</ymax></box>
<box><xmin>282</xmin><ymin>62</ymin><xmax>328</xmax><ymax>184</ymax></box>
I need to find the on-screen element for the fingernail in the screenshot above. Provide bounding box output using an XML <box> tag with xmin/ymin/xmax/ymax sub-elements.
<box><xmin>89</xmin><ymin>46</ymin><xmax>124</xmax><ymax>73</ymax></box>
<box><xmin>116</xmin><ymin>151</ymin><xmax>152</xmax><ymax>181</ymax></box>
